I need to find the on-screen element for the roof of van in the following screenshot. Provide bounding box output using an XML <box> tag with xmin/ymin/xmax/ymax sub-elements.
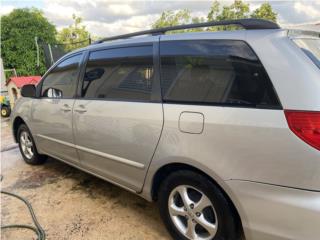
<box><xmin>71</xmin><ymin>28</ymin><xmax>285</xmax><ymax>54</ymax></box>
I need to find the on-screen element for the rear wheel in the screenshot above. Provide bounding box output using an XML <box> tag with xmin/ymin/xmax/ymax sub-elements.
<box><xmin>158</xmin><ymin>170</ymin><xmax>240</xmax><ymax>240</ymax></box>
<box><xmin>18</xmin><ymin>124</ymin><xmax>46</xmax><ymax>165</ymax></box>
<box><xmin>1</xmin><ymin>105</ymin><xmax>11</xmax><ymax>117</ymax></box>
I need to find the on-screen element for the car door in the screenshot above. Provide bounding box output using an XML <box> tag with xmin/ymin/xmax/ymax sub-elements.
<box><xmin>73</xmin><ymin>43</ymin><xmax>163</xmax><ymax>191</ymax></box>
<box><xmin>31</xmin><ymin>53</ymin><xmax>83</xmax><ymax>164</ymax></box>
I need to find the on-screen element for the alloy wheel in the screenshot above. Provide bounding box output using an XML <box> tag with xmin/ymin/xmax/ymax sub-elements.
<box><xmin>168</xmin><ymin>185</ymin><xmax>218</xmax><ymax>240</ymax></box>
<box><xmin>20</xmin><ymin>131</ymin><xmax>34</xmax><ymax>159</ymax></box>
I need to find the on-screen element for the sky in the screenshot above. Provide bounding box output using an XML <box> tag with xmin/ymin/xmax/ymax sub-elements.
<box><xmin>1</xmin><ymin>0</ymin><xmax>320</xmax><ymax>37</ymax></box>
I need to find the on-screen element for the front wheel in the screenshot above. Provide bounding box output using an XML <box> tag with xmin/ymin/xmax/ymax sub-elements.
<box><xmin>17</xmin><ymin>124</ymin><xmax>46</xmax><ymax>165</ymax></box>
<box><xmin>158</xmin><ymin>170</ymin><xmax>240</xmax><ymax>240</ymax></box>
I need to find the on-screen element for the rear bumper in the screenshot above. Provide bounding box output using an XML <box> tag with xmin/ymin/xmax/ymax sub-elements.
<box><xmin>226</xmin><ymin>180</ymin><xmax>320</xmax><ymax>240</ymax></box>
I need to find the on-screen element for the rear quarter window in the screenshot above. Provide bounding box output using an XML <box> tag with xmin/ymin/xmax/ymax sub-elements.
<box><xmin>160</xmin><ymin>40</ymin><xmax>281</xmax><ymax>109</ymax></box>
<box><xmin>293</xmin><ymin>38</ymin><xmax>320</xmax><ymax>69</ymax></box>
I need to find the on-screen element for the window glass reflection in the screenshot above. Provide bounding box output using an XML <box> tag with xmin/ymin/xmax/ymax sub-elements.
<box><xmin>160</xmin><ymin>40</ymin><xmax>280</xmax><ymax>108</ymax></box>
<box><xmin>82</xmin><ymin>46</ymin><xmax>154</xmax><ymax>101</ymax></box>
<box><xmin>41</xmin><ymin>54</ymin><xmax>82</xmax><ymax>98</ymax></box>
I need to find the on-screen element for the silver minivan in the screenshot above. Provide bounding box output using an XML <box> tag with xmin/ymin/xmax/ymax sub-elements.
<box><xmin>11</xmin><ymin>19</ymin><xmax>320</xmax><ymax>240</ymax></box>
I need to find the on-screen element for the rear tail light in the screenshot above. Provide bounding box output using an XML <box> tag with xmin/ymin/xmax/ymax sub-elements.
<box><xmin>285</xmin><ymin>110</ymin><xmax>320</xmax><ymax>151</ymax></box>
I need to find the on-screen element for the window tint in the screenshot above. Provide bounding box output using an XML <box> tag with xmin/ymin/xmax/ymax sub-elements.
<box><xmin>41</xmin><ymin>54</ymin><xmax>82</xmax><ymax>98</ymax></box>
<box><xmin>82</xmin><ymin>46</ymin><xmax>154</xmax><ymax>101</ymax></box>
<box><xmin>160</xmin><ymin>40</ymin><xmax>280</xmax><ymax>108</ymax></box>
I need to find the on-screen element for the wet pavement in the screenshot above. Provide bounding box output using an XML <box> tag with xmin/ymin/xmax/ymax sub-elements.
<box><xmin>1</xmin><ymin>118</ymin><xmax>170</xmax><ymax>240</ymax></box>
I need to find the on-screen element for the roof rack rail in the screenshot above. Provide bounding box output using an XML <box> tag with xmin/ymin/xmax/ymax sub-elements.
<box><xmin>93</xmin><ymin>18</ymin><xmax>280</xmax><ymax>44</ymax></box>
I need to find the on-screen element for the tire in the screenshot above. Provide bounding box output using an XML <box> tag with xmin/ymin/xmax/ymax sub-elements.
<box><xmin>1</xmin><ymin>105</ymin><xmax>11</xmax><ymax>117</ymax></box>
<box><xmin>158</xmin><ymin>170</ymin><xmax>240</xmax><ymax>240</ymax></box>
<box><xmin>17</xmin><ymin>124</ymin><xmax>46</xmax><ymax>165</ymax></box>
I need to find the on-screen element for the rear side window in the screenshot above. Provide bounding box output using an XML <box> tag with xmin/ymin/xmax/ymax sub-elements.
<box><xmin>293</xmin><ymin>38</ymin><xmax>320</xmax><ymax>69</ymax></box>
<box><xmin>160</xmin><ymin>40</ymin><xmax>280</xmax><ymax>108</ymax></box>
<box><xmin>41</xmin><ymin>54</ymin><xmax>82</xmax><ymax>98</ymax></box>
<box><xmin>82</xmin><ymin>46</ymin><xmax>154</xmax><ymax>101</ymax></box>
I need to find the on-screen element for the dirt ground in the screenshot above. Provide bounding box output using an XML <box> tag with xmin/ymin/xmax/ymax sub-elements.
<box><xmin>1</xmin><ymin>118</ymin><xmax>171</xmax><ymax>240</ymax></box>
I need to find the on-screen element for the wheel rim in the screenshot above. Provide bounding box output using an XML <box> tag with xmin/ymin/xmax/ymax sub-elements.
<box><xmin>20</xmin><ymin>131</ymin><xmax>34</xmax><ymax>159</ymax></box>
<box><xmin>168</xmin><ymin>185</ymin><xmax>218</xmax><ymax>240</ymax></box>
<box><xmin>1</xmin><ymin>109</ymin><xmax>7</xmax><ymax>116</ymax></box>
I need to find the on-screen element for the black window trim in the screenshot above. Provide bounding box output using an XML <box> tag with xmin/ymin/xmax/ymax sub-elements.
<box><xmin>37</xmin><ymin>52</ymin><xmax>84</xmax><ymax>99</ymax></box>
<box><xmin>77</xmin><ymin>42</ymin><xmax>162</xmax><ymax>103</ymax></box>
<box><xmin>159</xmin><ymin>39</ymin><xmax>283</xmax><ymax>110</ymax></box>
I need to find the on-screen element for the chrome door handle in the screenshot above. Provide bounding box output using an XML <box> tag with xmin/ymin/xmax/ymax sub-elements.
<box><xmin>74</xmin><ymin>105</ymin><xmax>87</xmax><ymax>113</ymax></box>
<box><xmin>60</xmin><ymin>104</ymin><xmax>71</xmax><ymax>112</ymax></box>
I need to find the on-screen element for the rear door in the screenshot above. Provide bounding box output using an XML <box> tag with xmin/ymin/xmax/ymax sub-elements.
<box><xmin>155</xmin><ymin>38</ymin><xmax>283</xmax><ymax>185</ymax></box>
<box><xmin>73</xmin><ymin>43</ymin><xmax>163</xmax><ymax>191</ymax></box>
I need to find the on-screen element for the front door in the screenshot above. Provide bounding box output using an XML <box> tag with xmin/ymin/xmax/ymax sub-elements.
<box><xmin>73</xmin><ymin>44</ymin><xmax>163</xmax><ymax>191</ymax></box>
<box><xmin>32</xmin><ymin>53</ymin><xmax>83</xmax><ymax>164</ymax></box>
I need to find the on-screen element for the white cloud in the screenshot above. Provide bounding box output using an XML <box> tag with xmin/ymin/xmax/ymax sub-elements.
<box><xmin>83</xmin><ymin>14</ymin><xmax>159</xmax><ymax>36</ymax></box>
<box><xmin>294</xmin><ymin>1</ymin><xmax>320</xmax><ymax>18</ymax></box>
<box><xmin>41</xmin><ymin>0</ymin><xmax>212</xmax><ymax>37</ymax></box>
<box><xmin>0</xmin><ymin>5</ymin><xmax>14</xmax><ymax>16</ymax></box>
<box><xmin>43</xmin><ymin>1</ymin><xmax>80</xmax><ymax>28</ymax></box>
<box><xmin>2</xmin><ymin>0</ymin><xmax>320</xmax><ymax>37</ymax></box>
<box><xmin>108</xmin><ymin>4</ymin><xmax>136</xmax><ymax>15</ymax></box>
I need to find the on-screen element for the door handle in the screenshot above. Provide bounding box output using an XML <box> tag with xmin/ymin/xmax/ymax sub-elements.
<box><xmin>74</xmin><ymin>105</ymin><xmax>87</xmax><ymax>113</ymax></box>
<box><xmin>60</xmin><ymin>104</ymin><xmax>71</xmax><ymax>112</ymax></box>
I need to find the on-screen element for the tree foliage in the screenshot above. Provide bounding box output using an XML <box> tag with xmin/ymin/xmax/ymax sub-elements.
<box><xmin>56</xmin><ymin>14</ymin><xmax>91</xmax><ymax>51</ymax></box>
<box><xmin>152</xmin><ymin>9</ymin><xmax>205</xmax><ymax>33</ymax></box>
<box><xmin>207</xmin><ymin>0</ymin><xmax>250</xmax><ymax>30</ymax></box>
<box><xmin>217</xmin><ymin>0</ymin><xmax>250</xmax><ymax>21</ymax></box>
<box><xmin>154</xmin><ymin>0</ymin><xmax>278</xmax><ymax>31</ymax></box>
<box><xmin>153</xmin><ymin>9</ymin><xmax>192</xmax><ymax>28</ymax></box>
<box><xmin>251</xmin><ymin>2</ymin><xmax>277</xmax><ymax>22</ymax></box>
<box><xmin>1</xmin><ymin>8</ymin><xmax>57</xmax><ymax>76</ymax></box>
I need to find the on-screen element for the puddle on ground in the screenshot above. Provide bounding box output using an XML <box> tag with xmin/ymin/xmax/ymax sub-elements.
<box><xmin>69</xmin><ymin>175</ymin><xmax>120</xmax><ymax>200</ymax></box>
<box><xmin>10</xmin><ymin>170</ymin><xmax>61</xmax><ymax>189</ymax></box>
<box><xmin>1</xmin><ymin>148</ymin><xmax>21</xmax><ymax>171</ymax></box>
<box><xmin>4</xmin><ymin>158</ymin><xmax>76</xmax><ymax>190</ymax></box>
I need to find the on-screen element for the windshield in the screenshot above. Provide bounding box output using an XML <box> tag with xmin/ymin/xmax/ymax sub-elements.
<box><xmin>293</xmin><ymin>38</ymin><xmax>320</xmax><ymax>69</ymax></box>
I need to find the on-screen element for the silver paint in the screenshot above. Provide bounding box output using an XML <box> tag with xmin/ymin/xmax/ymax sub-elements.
<box><xmin>11</xmin><ymin>29</ymin><xmax>320</xmax><ymax>240</ymax></box>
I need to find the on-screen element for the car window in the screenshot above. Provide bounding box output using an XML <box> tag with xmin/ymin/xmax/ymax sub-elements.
<box><xmin>160</xmin><ymin>40</ymin><xmax>280</xmax><ymax>108</ymax></box>
<box><xmin>41</xmin><ymin>54</ymin><xmax>82</xmax><ymax>98</ymax></box>
<box><xmin>82</xmin><ymin>46</ymin><xmax>154</xmax><ymax>101</ymax></box>
<box><xmin>293</xmin><ymin>38</ymin><xmax>320</xmax><ymax>69</ymax></box>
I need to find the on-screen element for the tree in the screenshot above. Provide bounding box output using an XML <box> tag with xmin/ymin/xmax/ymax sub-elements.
<box><xmin>207</xmin><ymin>1</ymin><xmax>220</xmax><ymax>22</ymax></box>
<box><xmin>1</xmin><ymin>8</ymin><xmax>57</xmax><ymax>76</ymax></box>
<box><xmin>153</xmin><ymin>9</ymin><xmax>191</xmax><ymax>28</ymax></box>
<box><xmin>251</xmin><ymin>2</ymin><xmax>277</xmax><ymax>22</ymax></box>
<box><xmin>217</xmin><ymin>0</ymin><xmax>250</xmax><ymax>21</ymax></box>
<box><xmin>57</xmin><ymin>14</ymin><xmax>91</xmax><ymax>51</ymax></box>
<box><xmin>152</xmin><ymin>9</ymin><xmax>204</xmax><ymax>33</ymax></box>
<box><xmin>207</xmin><ymin>0</ymin><xmax>250</xmax><ymax>30</ymax></box>
<box><xmin>153</xmin><ymin>0</ymin><xmax>278</xmax><ymax>32</ymax></box>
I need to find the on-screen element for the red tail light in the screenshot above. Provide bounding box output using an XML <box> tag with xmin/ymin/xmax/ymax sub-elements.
<box><xmin>285</xmin><ymin>110</ymin><xmax>320</xmax><ymax>151</ymax></box>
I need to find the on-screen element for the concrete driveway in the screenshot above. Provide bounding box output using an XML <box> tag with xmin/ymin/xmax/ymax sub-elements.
<box><xmin>1</xmin><ymin>118</ymin><xmax>171</xmax><ymax>240</ymax></box>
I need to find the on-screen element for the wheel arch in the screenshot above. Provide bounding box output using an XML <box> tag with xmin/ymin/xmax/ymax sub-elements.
<box><xmin>149</xmin><ymin>162</ymin><xmax>245</xmax><ymax>238</ymax></box>
<box><xmin>12</xmin><ymin>116</ymin><xmax>26</xmax><ymax>142</ymax></box>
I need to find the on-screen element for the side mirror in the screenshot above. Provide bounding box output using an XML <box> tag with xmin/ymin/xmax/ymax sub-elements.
<box><xmin>21</xmin><ymin>84</ymin><xmax>36</xmax><ymax>98</ymax></box>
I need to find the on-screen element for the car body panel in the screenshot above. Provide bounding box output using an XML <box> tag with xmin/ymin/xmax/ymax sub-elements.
<box><xmin>11</xmin><ymin>28</ymin><xmax>320</xmax><ymax>240</ymax></box>
<box><xmin>142</xmin><ymin>104</ymin><xmax>320</xmax><ymax>193</ymax></box>
<box><xmin>10</xmin><ymin>97</ymin><xmax>33</xmax><ymax>135</ymax></box>
<box><xmin>31</xmin><ymin>98</ymin><xmax>79</xmax><ymax>164</ymax></box>
<box><xmin>226</xmin><ymin>180</ymin><xmax>320</xmax><ymax>240</ymax></box>
<box><xmin>73</xmin><ymin>100</ymin><xmax>163</xmax><ymax>191</ymax></box>
<box><xmin>246</xmin><ymin>30</ymin><xmax>320</xmax><ymax>111</ymax></box>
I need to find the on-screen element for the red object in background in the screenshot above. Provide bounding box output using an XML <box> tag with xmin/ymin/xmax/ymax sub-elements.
<box><xmin>6</xmin><ymin>76</ymin><xmax>42</xmax><ymax>88</ymax></box>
